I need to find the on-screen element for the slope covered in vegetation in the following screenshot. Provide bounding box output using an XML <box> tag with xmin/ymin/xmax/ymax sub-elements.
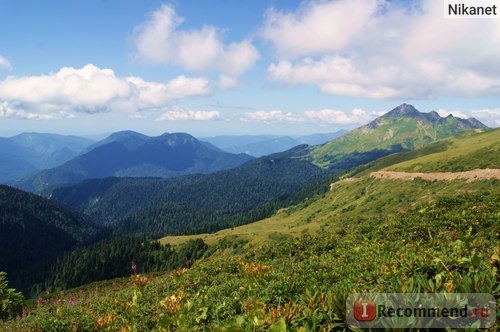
<box><xmin>3</xmin><ymin>178</ymin><xmax>498</xmax><ymax>330</ymax></box>
<box><xmin>308</xmin><ymin>104</ymin><xmax>488</xmax><ymax>169</ymax></box>
<box><xmin>0</xmin><ymin>185</ymin><xmax>102</xmax><ymax>295</ymax></box>
<box><xmin>346</xmin><ymin>128</ymin><xmax>499</xmax><ymax>177</ymax></box>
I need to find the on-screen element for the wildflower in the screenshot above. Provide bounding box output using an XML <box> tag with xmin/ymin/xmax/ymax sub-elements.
<box><xmin>241</xmin><ymin>262</ymin><xmax>271</xmax><ymax>277</ymax></box>
<box><xmin>131</xmin><ymin>261</ymin><xmax>138</xmax><ymax>275</ymax></box>
<box><xmin>160</xmin><ymin>292</ymin><xmax>185</xmax><ymax>314</ymax></box>
<box><xmin>131</xmin><ymin>274</ymin><xmax>148</xmax><ymax>287</ymax></box>
<box><xmin>69</xmin><ymin>298</ymin><xmax>77</xmax><ymax>306</ymax></box>
<box><xmin>172</xmin><ymin>268</ymin><xmax>188</xmax><ymax>277</ymax></box>
<box><xmin>21</xmin><ymin>307</ymin><xmax>28</xmax><ymax>318</ymax></box>
<box><xmin>36</xmin><ymin>297</ymin><xmax>47</xmax><ymax>308</ymax></box>
<box><xmin>96</xmin><ymin>313</ymin><xmax>116</xmax><ymax>329</ymax></box>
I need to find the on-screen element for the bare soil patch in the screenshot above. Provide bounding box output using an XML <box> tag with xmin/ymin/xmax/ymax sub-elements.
<box><xmin>370</xmin><ymin>168</ymin><xmax>500</xmax><ymax>182</ymax></box>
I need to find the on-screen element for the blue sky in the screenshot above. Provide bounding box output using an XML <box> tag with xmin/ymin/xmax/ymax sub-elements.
<box><xmin>0</xmin><ymin>0</ymin><xmax>499</xmax><ymax>137</ymax></box>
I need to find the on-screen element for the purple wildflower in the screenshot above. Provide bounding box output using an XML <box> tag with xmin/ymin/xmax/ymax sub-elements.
<box><xmin>131</xmin><ymin>261</ymin><xmax>138</xmax><ymax>275</ymax></box>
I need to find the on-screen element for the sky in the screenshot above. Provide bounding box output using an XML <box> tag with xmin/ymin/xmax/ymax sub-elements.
<box><xmin>0</xmin><ymin>0</ymin><xmax>499</xmax><ymax>137</ymax></box>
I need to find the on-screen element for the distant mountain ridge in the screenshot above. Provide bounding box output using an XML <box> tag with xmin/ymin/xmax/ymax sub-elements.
<box><xmin>0</xmin><ymin>133</ymin><xmax>94</xmax><ymax>183</ymax></box>
<box><xmin>309</xmin><ymin>104</ymin><xmax>488</xmax><ymax>168</ymax></box>
<box><xmin>45</xmin><ymin>104</ymin><xmax>489</xmax><ymax>238</ymax></box>
<box><xmin>17</xmin><ymin>131</ymin><xmax>254</xmax><ymax>192</ymax></box>
<box><xmin>371</xmin><ymin>103</ymin><xmax>486</xmax><ymax>129</ymax></box>
<box><xmin>200</xmin><ymin>131</ymin><xmax>346</xmax><ymax>157</ymax></box>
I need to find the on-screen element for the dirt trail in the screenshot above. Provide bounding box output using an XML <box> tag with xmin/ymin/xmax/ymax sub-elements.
<box><xmin>370</xmin><ymin>168</ymin><xmax>500</xmax><ymax>182</ymax></box>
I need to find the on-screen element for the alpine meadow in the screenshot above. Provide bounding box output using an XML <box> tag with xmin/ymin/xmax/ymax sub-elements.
<box><xmin>0</xmin><ymin>1</ymin><xmax>499</xmax><ymax>331</ymax></box>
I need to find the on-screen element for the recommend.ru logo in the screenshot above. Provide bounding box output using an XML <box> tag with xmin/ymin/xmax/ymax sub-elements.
<box><xmin>346</xmin><ymin>293</ymin><xmax>496</xmax><ymax>329</ymax></box>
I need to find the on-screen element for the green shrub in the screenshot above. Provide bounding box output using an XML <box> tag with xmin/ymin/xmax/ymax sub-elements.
<box><xmin>0</xmin><ymin>272</ymin><xmax>24</xmax><ymax>320</ymax></box>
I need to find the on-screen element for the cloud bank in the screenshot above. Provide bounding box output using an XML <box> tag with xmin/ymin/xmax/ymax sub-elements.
<box><xmin>438</xmin><ymin>108</ymin><xmax>500</xmax><ymax>127</ymax></box>
<box><xmin>132</xmin><ymin>4</ymin><xmax>259</xmax><ymax>78</ymax></box>
<box><xmin>156</xmin><ymin>107</ymin><xmax>221</xmax><ymax>121</ymax></box>
<box><xmin>262</xmin><ymin>0</ymin><xmax>500</xmax><ymax>99</ymax></box>
<box><xmin>0</xmin><ymin>64</ymin><xmax>210</xmax><ymax>119</ymax></box>
<box><xmin>241</xmin><ymin>108</ymin><xmax>378</xmax><ymax>125</ymax></box>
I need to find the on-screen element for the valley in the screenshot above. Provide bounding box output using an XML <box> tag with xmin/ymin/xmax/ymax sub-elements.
<box><xmin>1</xmin><ymin>105</ymin><xmax>498</xmax><ymax>330</ymax></box>
<box><xmin>1</xmin><ymin>2</ymin><xmax>499</xmax><ymax>329</ymax></box>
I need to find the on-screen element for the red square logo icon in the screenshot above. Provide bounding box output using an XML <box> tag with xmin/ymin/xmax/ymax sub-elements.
<box><xmin>353</xmin><ymin>299</ymin><xmax>376</xmax><ymax>321</ymax></box>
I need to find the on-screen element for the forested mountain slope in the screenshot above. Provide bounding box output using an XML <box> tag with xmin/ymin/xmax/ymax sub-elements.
<box><xmin>0</xmin><ymin>185</ymin><xmax>102</xmax><ymax>294</ymax></box>
<box><xmin>46</xmin><ymin>105</ymin><xmax>489</xmax><ymax>238</ymax></box>
<box><xmin>48</xmin><ymin>145</ymin><xmax>329</xmax><ymax>236</ymax></box>
<box><xmin>17</xmin><ymin>131</ymin><xmax>254</xmax><ymax>193</ymax></box>
<box><xmin>5</xmin><ymin>129</ymin><xmax>498</xmax><ymax>330</ymax></box>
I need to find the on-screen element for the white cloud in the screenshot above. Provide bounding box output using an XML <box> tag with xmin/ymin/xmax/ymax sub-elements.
<box><xmin>436</xmin><ymin>109</ymin><xmax>470</xmax><ymax>120</ymax></box>
<box><xmin>0</xmin><ymin>55</ymin><xmax>11</xmax><ymax>70</ymax></box>
<box><xmin>303</xmin><ymin>108</ymin><xmax>373</xmax><ymax>124</ymax></box>
<box><xmin>0</xmin><ymin>101</ymin><xmax>74</xmax><ymax>120</ymax></box>
<box><xmin>261</xmin><ymin>0</ymin><xmax>378</xmax><ymax>57</ymax></box>
<box><xmin>218</xmin><ymin>75</ymin><xmax>239</xmax><ymax>89</ymax></box>
<box><xmin>438</xmin><ymin>108</ymin><xmax>500</xmax><ymax>128</ymax></box>
<box><xmin>241</xmin><ymin>108</ymin><xmax>376</xmax><ymax>125</ymax></box>
<box><xmin>263</xmin><ymin>0</ymin><xmax>500</xmax><ymax>99</ymax></box>
<box><xmin>469</xmin><ymin>108</ymin><xmax>500</xmax><ymax>127</ymax></box>
<box><xmin>0</xmin><ymin>64</ymin><xmax>211</xmax><ymax>119</ymax></box>
<box><xmin>156</xmin><ymin>107</ymin><xmax>221</xmax><ymax>121</ymax></box>
<box><xmin>240</xmin><ymin>110</ymin><xmax>301</xmax><ymax>124</ymax></box>
<box><xmin>133</xmin><ymin>4</ymin><xmax>259</xmax><ymax>77</ymax></box>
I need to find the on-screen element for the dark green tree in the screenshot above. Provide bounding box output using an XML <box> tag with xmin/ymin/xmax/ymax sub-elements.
<box><xmin>0</xmin><ymin>272</ymin><xmax>24</xmax><ymax>320</ymax></box>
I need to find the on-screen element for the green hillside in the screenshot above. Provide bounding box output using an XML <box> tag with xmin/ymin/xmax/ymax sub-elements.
<box><xmin>308</xmin><ymin>104</ymin><xmax>488</xmax><ymax>168</ymax></box>
<box><xmin>5</xmin><ymin>179</ymin><xmax>497</xmax><ymax>330</ymax></box>
<box><xmin>4</xmin><ymin>127</ymin><xmax>499</xmax><ymax>330</ymax></box>
<box><xmin>161</xmin><ymin>129</ymin><xmax>500</xmax><ymax>246</ymax></box>
<box><xmin>0</xmin><ymin>185</ymin><xmax>102</xmax><ymax>295</ymax></box>
<box><xmin>345</xmin><ymin>128</ymin><xmax>499</xmax><ymax>177</ymax></box>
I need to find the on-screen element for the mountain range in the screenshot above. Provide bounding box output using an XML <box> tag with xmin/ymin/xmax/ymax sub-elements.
<box><xmin>1</xmin><ymin>105</ymin><xmax>497</xmax><ymax>329</ymax></box>
<box><xmin>44</xmin><ymin>104</ymin><xmax>488</xmax><ymax>236</ymax></box>
<box><xmin>307</xmin><ymin>103</ymin><xmax>488</xmax><ymax>168</ymax></box>
<box><xmin>0</xmin><ymin>133</ymin><xmax>94</xmax><ymax>183</ymax></box>
<box><xmin>15</xmin><ymin>132</ymin><xmax>254</xmax><ymax>193</ymax></box>
<box><xmin>200</xmin><ymin>131</ymin><xmax>347</xmax><ymax>157</ymax></box>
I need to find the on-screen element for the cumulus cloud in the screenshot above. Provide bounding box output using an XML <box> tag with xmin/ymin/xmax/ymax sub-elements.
<box><xmin>156</xmin><ymin>106</ymin><xmax>221</xmax><ymax>121</ymax></box>
<box><xmin>436</xmin><ymin>109</ymin><xmax>470</xmax><ymax>120</ymax></box>
<box><xmin>240</xmin><ymin>110</ymin><xmax>301</xmax><ymax>124</ymax></box>
<box><xmin>132</xmin><ymin>4</ymin><xmax>260</xmax><ymax>77</ymax></box>
<box><xmin>241</xmin><ymin>108</ymin><xmax>376</xmax><ymax>125</ymax></box>
<box><xmin>438</xmin><ymin>108</ymin><xmax>500</xmax><ymax>128</ymax></box>
<box><xmin>469</xmin><ymin>108</ymin><xmax>500</xmax><ymax>127</ymax></box>
<box><xmin>303</xmin><ymin>108</ymin><xmax>374</xmax><ymax>124</ymax></box>
<box><xmin>0</xmin><ymin>55</ymin><xmax>11</xmax><ymax>70</ymax></box>
<box><xmin>261</xmin><ymin>0</ymin><xmax>378</xmax><ymax>57</ymax></box>
<box><xmin>263</xmin><ymin>0</ymin><xmax>500</xmax><ymax>99</ymax></box>
<box><xmin>0</xmin><ymin>64</ymin><xmax>211</xmax><ymax>119</ymax></box>
<box><xmin>0</xmin><ymin>101</ymin><xmax>74</xmax><ymax>120</ymax></box>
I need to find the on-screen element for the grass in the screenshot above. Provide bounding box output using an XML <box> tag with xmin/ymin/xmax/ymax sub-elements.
<box><xmin>160</xmin><ymin>177</ymin><xmax>499</xmax><ymax>247</ymax></box>
<box><xmin>346</xmin><ymin>128</ymin><xmax>499</xmax><ymax>176</ymax></box>
<box><xmin>160</xmin><ymin>128</ymin><xmax>499</xmax><ymax>256</ymax></box>
<box><xmin>308</xmin><ymin>116</ymin><xmax>483</xmax><ymax>168</ymax></box>
<box><xmin>386</xmin><ymin>128</ymin><xmax>499</xmax><ymax>172</ymax></box>
<box><xmin>4</xmin><ymin>128</ymin><xmax>499</xmax><ymax>330</ymax></box>
<box><xmin>5</xmin><ymin>182</ymin><xmax>499</xmax><ymax>330</ymax></box>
